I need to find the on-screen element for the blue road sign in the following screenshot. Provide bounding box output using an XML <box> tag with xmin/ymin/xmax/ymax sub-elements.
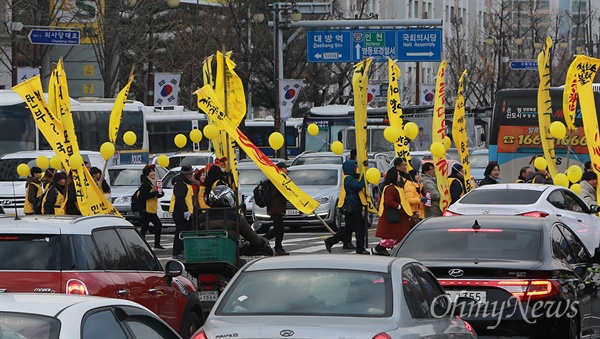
<box><xmin>307</xmin><ymin>30</ymin><xmax>353</xmax><ymax>62</ymax></box>
<box><xmin>28</xmin><ymin>29</ymin><xmax>80</xmax><ymax>45</ymax></box>
<box><xmin>307</xmin><ymin>28</ymin><xmax>442</xmax><ymax>63</ymax></box>
<box><xmin>509</xmin><ymin>60</ymin><xmax>538</xmax><ymax>70</ymax></box>
<box><xmin>397</xmin><ymin>28</ymin><xmax>442</xmax><ymax>62</ymax></box>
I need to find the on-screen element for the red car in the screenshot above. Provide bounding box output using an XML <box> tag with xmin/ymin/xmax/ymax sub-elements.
<box><xmin>0</xmin><ymin>214</ymin><xmax>203</xmax><ymax>339</ymax></box>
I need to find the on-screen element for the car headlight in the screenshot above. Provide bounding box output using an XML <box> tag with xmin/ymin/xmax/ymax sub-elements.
<box><xmin>315</xmin><ymin>195</ymin><xmax>332</xmax><ymax>204</ymax></box>
<box><xmin>114</xmin><ymin>196</ymin><xmax>132</xmax><ymax>204</ymax></box>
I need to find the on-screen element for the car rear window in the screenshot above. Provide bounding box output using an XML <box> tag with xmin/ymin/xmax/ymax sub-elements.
<box><xmin>0</xmin><ymin>312</ymin><xmax>60</xmax><ymax>338</ymax></box>
<box><xmin>0</xmin><ymin>234</ymin><xmax>60</xmax><ymax>270</ymax></box>
<box><xmin>288</xmin><ymin>169</ymin><xmax>339</xmax><ymax>186</ymax></box>
<box><xmin>396</xmin><ymin>228</ymin><xmax>541</xmax><ymax>260</ymax></box>
<box><xmin>217</xmin><ymin>269</ymin><xmax>391</xmax><ymax>317</ymax></box>
<box><xmin>294</xmin><ymin>156</ymin><xmax>342</xmax><ymax>165</ymax></box>
<box><xmin>459</xmin><ymin>189</ymin><xmax>541</xmax><ymax>205</ymax></box>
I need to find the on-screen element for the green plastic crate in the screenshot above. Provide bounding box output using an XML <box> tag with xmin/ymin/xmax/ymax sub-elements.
<box><xmin>180</xmin><ymin>230</ymin><xmax>237</xmax><ymax>265</ymax></box>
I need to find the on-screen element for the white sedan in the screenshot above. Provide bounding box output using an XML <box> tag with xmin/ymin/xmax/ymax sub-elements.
<box><xmin>0</xmin><ymin>294</ymin><xmax>181</xmax><ymax>338</ymax></box>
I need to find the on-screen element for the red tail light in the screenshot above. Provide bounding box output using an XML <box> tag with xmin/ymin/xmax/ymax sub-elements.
<box><xmin>66</xmin><ymin>279</ymin><xmax>89</xmax><ymax>295</ymax></box>
<box><xmin>191</xmin><ymin>329</ymin><xmax>208</xmax><ymax>339</ymax></box>
<box><xmin>443</xmin><ymin>210</ymin><xmax>461</xmax><ymax>216</ymax></box>
<box><xmin>198</xmin><ymin>274</ymin><xmax>220</xmax><ymax>284</ymax></box>
<box><xmin>373</xmin><ymin>333</ymin><xmax>392</xmax><ymax>339</ymax></box>
<box><xmin>440</xmin><ymin>279</ymin><xmax>559</xmax><ymax>301</ymax></box>
<box><xmin>519</xmin><ymin>211</ymin><xmax>549</xmax><ymax>217</ymax></box>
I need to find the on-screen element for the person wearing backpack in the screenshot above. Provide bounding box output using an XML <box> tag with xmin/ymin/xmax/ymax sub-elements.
<box><xmin>24</xmin><ymin>166</ymin><xmax>43</xmax><ymax>215</ymax></box>
<box><xmin>263</xmin><ymin>162</ymin><xmax>290</xmax><ymax>256</ymax></box>
<box><xmin>139</xmin><ymin>164</ymin><xmax>166</xmax><ymax>249</ymax></box>
<box><xmin>169</xmin><ymin>165</ymin><xmax>195</xmax><ymax>259</ymax></box>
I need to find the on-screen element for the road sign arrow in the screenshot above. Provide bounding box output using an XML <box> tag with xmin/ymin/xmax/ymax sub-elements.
<box><xmin>355</xmin><ymin>43</ymin><xmax>361</xmax><ymax>59</ymax></box>
<box><xmin>406</xmin><ymin>51</ymin><xmax>434</xmax><ymax>57</ymax></box>
<box><xmin>315</xmin><ymin>53</ymin><xmax>322</xmax><ymax>59</ymax></box>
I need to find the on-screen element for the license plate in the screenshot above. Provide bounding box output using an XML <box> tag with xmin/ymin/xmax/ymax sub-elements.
<box><xmin>447</xmin><ymin>290</ymin><xmax>487</xmax><ymax>303</ymax></box>
<box><xmin>286</xmin><ymin>209</ymin><xmax>300</xmax><ymax>216</ymax></box>
<box><xmin>163</xmin><ymin>212</ymin><xmax>172</xmax><ymax>219</ymax></box>
<box><xmin>199</xmin><ymin>291</ymin><xmax>219</xmax><ymax>302</ymax></box>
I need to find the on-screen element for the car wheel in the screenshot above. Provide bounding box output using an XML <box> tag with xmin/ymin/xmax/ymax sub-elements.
<box><xmin>560</xmin><ymin>314</ymin><xmax>580</xmax><ymax>339</ymax></box>
<box><xmin>329</xmin><ymin>206</ymin><xmax>341</xmax><ymax>232</ymax></box>
<box><xmin>180</xmin><ymin>312</ymin><xmax>202</xmax><ymax>339</ymax></box>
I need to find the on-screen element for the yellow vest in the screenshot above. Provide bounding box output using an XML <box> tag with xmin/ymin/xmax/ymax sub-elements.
<box><xmin>377</xmin><ymin>184</ymin><xmax>413</xmax><ymax>217</ymax></box>
<box><xmin>42</xmin><ymin>187</ymin><xmax>65</xmax><ymax>215</ymax></box>
<box><xmin>146</xmin><ymin>185</ymin><xmax>158</xmax><ymax>214</ymax></box>
<box><xmin>24</xmin><ymin>181</ymin><xmax>42</xmax><ymax>214</ymax></box>
<box><xmin>337</xmin><ymin>174</ymin><xmax>367</xmax><ymax>208</ymax></box>
<box><xmin>448</xmin><ymin>178</ymin><xmax>466</xmax><ymax>198</ymax></box>
<box><xmin>169</xmin><ymin>181</ymin><xmax>194</xmax><ymax>214</ymax></box>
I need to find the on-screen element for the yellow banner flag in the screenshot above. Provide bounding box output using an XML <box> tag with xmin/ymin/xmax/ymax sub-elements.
<box><xmin>13</xmin><ymin>75</ymin><xmax>121</xmax><ymax>217</ymax></box>
<box><xmin>432</xmin><ymin>61</ymin><xmax>451</xmax><ymax>212</ymax></box>
<box><xmin>54</xmin><ymin>60</ymin><xmax>79</xmax><ymax>156</ymax></box>
<box><xmin>202</xmin><ymin>55</ymin><xmax>214</xmax><ymax>88</ymax></box>
<box><xmin>386</xmin><ymin>58</ymin><xmax>412</xmax><ymax>170</ymax></box>
<box><xmin>225</xmin><ymin>56</ymin><xmax>246</xmax><ymax>126</ymax></box>
<box><xmin>537</xmin><ymin>37</ymin><xmax>558</xmax><ymax>178</ymax></box>
<box><xmin>47</xmin><ymin>65</ymin><xmax>61</xmax><ymax>124</ymax></box>
<box><xmin>571</xmin><ymin>55</ymin><xmax>600</xmax><ymax>207</ymax></box>
<box><xmin>452</xmin><ymin>70</ymin><xmax>474</xmax><ymax>192</ymax></box>
<box><xmin>352</xmin><ymin>58</ymin><xmax>377</xmax><ymax>214</ymax></box>
<box><xmin>195</xmin><ymin>85</ymin><xmax>319</xmax><ymax>215</ymax></box>
<box><xmin>563</xmin><ymin>59</ymin><xmax>579</xmax><ymax>131</ymax></box>
<box><xmin>109</xmin><ymin>70</ymin><xmax>135</xmax><ymax>143</ymax></box>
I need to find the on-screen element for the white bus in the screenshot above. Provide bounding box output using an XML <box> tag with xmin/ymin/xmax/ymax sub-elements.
<box><xmin>144</xmin><ymin>107</ymin><xmax>210</xmax><ymax>155</ymax></box>
<box><xmin>244</xmin><ymin>118</ymin><xmax>303</xmax><ymax>157</ymax></box>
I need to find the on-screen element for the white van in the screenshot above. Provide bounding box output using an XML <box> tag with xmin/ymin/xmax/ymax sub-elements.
<box><xmin>0</xmin><ymin>151</ymin><xmax>108</xmax><ymax>216</ymax></box>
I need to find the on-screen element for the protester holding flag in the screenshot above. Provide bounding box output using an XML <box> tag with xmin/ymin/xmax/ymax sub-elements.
<box><xmin>42</xmin><ymin>168</ymin><xmax>56</xmax><ymax>191</ymax></box>
<box><xmin>448</xmin><ymin>163</ymin><xmax>467</xmax><ymax>205</ymax></box>
<box><xmin>64</xmin><ymin>171</ymin><xmax>82</xmax><ymax>215</ymax></box>
<box><xmin>169</xmin><ymin>165</ymin><xmax>195</xmax><ymax>259</ymax></box>
<box><xmin>265</xmin><ymin>162</ymin><xmax>290</xmax><ymax>256</ymax></box>
<box><xmin>43</xmin><ymin>172</ymin><xmax>67</xmax><ymax>215</ymax></box>
<box><xmin>205</xmin><ymin>157</ymin><xmax>230</xmax><ymax>204</ymax></box>
<box><xmin>90</xmin><ymin>167</ymin><xmax>111</xmax><ymax>199</ymax></box>
<box><xmin>24</xmin><ymin>166</ymin><xmax>43</xmax><ymax>215</ymax></box>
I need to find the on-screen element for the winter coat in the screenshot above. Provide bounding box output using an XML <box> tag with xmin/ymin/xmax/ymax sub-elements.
<box><xmin>169</xmin><ymin>174</ymin><xmax>194</xmax><ymax>221</ymax></box>
<box><xmin>375</xmin><ymin>184</ymin><xmax>412</xmax><ymax>241</ymax></box>
<box><xmin>43</xmin><ymin>182</ymin><xmax>65</xmax><ymax>215</ymax></box>
<box><xmin>64</xmin><ymin>181</ymin><xmax>82</xmax><ymax>215</ymax></box>
<box><xmin>341</xmin><ymin>160</ymin><xmax>365</xmax><ymax>211</ymax></box>
<box><xmin>448</xmin><ymin>176</ymin><xmax>466</xmax><ymax>205</ymax></box>
<box><xmin>205</xmin><ymin>165</ymin><xmax>227</xmax><ymax>199</ymax></box>
<box><xmin>24</xmin><ymin>177</ymin><xmax>42</xmax><ymax>214</ymax></box>
<box><xmin>526</xmin><ymin>171</ymin><xmax>553</xmax><ymax>184</ymax></box>
<box><xmin>139</xmin><ymin>176</ymin><xmax>164</xmax><ymax>214</ymax></box>
<box><xmin>404</xmin><ymin>180</ymin><xmax>424</xmax><ymax>219</ymax></box>
<box><xmin>267</xmin><ymin>180</ymin><xmax>287</xmax><ymax>216</ymax></box>
<box><xmin>579</xmin><ymin>180</ymin><xmax>597</xmax><ymax>206</ymax></box>
<box><xmin>479</xmin><ymin>175</ymin><xmax>499</xmax><ymax>186</ymax></box>
<box><xmin>421</xmin><ymin>173</ymin><xmax>442</xmax><ymax>217</ymax></box>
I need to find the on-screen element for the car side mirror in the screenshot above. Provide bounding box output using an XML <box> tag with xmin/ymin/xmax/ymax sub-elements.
<box><xmin>589</xmin><ymin>205</ymin><xmax>600</xmax><ymax>214</ymax></box>
<box><xmin>594</xmin><ymin>248</ymin><xmax>600</xmax><ymax>264</ymax></box>
<box><xmin>164</xmin><ymin>260</ymin><xmax>184</xmax><ymax>286</ymax></box>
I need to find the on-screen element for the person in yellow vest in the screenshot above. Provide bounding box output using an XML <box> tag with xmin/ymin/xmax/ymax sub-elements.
<box><xmin>139</xmin><ymin>164</ymin><xmax>166</xmax><ymax>249</ymax></box>
<box><xmin>448</xmin><ymin>162</ymin><xmax>467</xmax><ymax>205</ymax></box>
<box><xmin>405</xmin><ymin>169</ymin><xmax>425</xmax><ymax>220</ymax></box>
<box><xmin>41</xmin><ymin>167</ymin><xmax>56</xmax><ymax>191</ymax></box>
<box><xmin>43</xmin><ymin>172</ymin><xmax>66</xmax><ymax>215</ymax></box>
<box><xmin>516</xmin><ymin>166</ymin><xmax>531</xmax><ymax>183</ymax></box>
<box><xmin>324</xmin><ymin>160</ymin><xmax>369</xmax><ymax>255</ymax></box>
<box><xmin>169</xmin><ymin>165</ymin><xmax>195</xmax><ymax>259</ymax></box>
<box><xmin>24</xmin><ymin>166</ymin><xmax>43</xmax><ymax>215</ymax></box>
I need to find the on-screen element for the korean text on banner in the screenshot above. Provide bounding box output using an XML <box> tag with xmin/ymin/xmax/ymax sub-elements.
<box><xmin>279</xmin><ymin>79</ymin><xmax>303</xmax><ymax>121</ymax></box>
<box><xmin>563</xmin><ymin>59</ymin><xmax>579</xmax><ymax>131</ymax></box>
<box><xmin>154</xmin><ymin>72</ymin><xmax>181</xmax><ymax>107</ymax></box>
<box><xmin>432</xmin><ymin>61</ymin><xmax>451</xmax><ymax>212</ymax></box>
<box><xmin>195</xmin><ymin>85</ymin><xmax>319</xmax><ymax>215</ymax></box>
<box><xmin>571</xmin><ymin>55</ymin><xmax>600</xmax><ymax>207</ymax></box>
<box><xmin>352</xmin><ymin>58</ymin><xmax>377</xmax><ymax>214</ymax></box>
<box><xmin>452</xmin><ymin>70</ymin><xmax>474</xmax><ymax>192</ymax></box>
<box><xmin>386</xmin><ymin>58</ymin><xmax>412</xmax><ymax>170</ymax></box>
<box><xmin>12</xmin><ymin>75</ymin><xmax>121</xmax><ymax>217</ymax></box>
<box><xmin>109</xmin><ymin>71</ymin><xmax>134</xmax><ymax>143</ymax></box>
<box><xmin>537</xmin><ymin>37</ymin><xmax>558</xmax><ymax>178</ymax></box>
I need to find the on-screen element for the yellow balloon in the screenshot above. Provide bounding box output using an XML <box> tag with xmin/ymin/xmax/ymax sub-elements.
<box><xmin>444</xmin><ymin>137</ymin><xmax>452</xmax><ymax>150</ymax></box>
<box><xmin>384</xmin><ymin>126</ymin><xmax>400</xmax><ymax>143</ymax></box>
<box><xmin>430</xmin><ymin>142</ymin><xmax>445</xmax><ymax>158</ymax></box>
<box><xmin>534</xmin><ymin>157</ymin><xmax>547</xmax><ymax>170</ymax></box>
<box><xmin>69</xmin><ymin>154</ymin><xmax>84</xmax><ymax>169</ymax></box>
<box><xmin>404</xmin><ymin>122</ymin><xmax>419</xmax><ymax>140</ymax></box>
<box><xmin>156</xmin><ymin>155</ymin><xmax>169</xmax><ymax>168</ymax></box>
<box><xmin>100</xmin><ymin>142</ymin><xmax>115</xmax><ymax>161</ymax></box>
<box><xmin>567</xmin><ymin>165</ymin><xmax>583</xmax><ymax>183</ymax></box>
<box><xmin>269</xmin><ymin>132</ymin><xmax>284</xmax><ymax>151</ymax></box>
<box><xmin>554</xmin><ymin>173</ymin><xmax>569</xmax><ymax>188</ymax></box>
<box><xmin>331</xmin><ymin>141</ymin><xmax>344</xmax><ymax>155</ymax></box>
<box><xmin>570</xmin><ymin>183</ymin><xmax>581</xmax><ymax>194</ymax></box>
<box><xmin>189</xmin><ymin>129</ymin><xmax>203</xmax><ymax>143</ymax></box>
<box><xmin>307</xmin><ymin>123</ymin><xmax>319</xmax><ymax>136</ymax></box>
<box><xmin>123</xmin><ymin>131</ymin><xmax>137</xmax><ymax>146</ymax></box>
<box><xmin>549</xmin><ymin>121</ymin><xmax>567</xmax><ymax>139</ymax></box>
<box><xmin>17</xmin><ymin>163</ymin><xmax>30</xmax><ymax>177</ymax></box>
<box><xmin>174</xmin><ymin>134</ymin><xmax>187</xmax><ymax>149</ymax></box>
<box><xmin>203</xmin><ymin>125</ymin><xmax>219</xmax><ymax>140</ymax></box>
<box><xmin>36</xmin><ymin>156</ymin><xmax>49</xmax><ymax>170</ymax></box>
<box><xmin>366</xmin><ymin>167</ymin><xmax>381</xmax><ymax>185</ymax></box>
<box><xmin>50</xmin><ymin>156</ymin><xmax>62</xmax><ymax>170</ymax></box>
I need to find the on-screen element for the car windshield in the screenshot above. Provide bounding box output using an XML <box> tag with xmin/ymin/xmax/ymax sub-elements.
<box><xmin>470</xmin><ymin>153</ymin><xmax>489</xmax><ymax>168</ymax></box>
<box><xmin>238</xmin><ymin>168</ymin><xmax>265</xmax><ymax>186</ymax></box>
<box><xmin>109</xmin><ymin>169</ymin><xmax>142</xmax><ymax>187</ymax></box>
<box><xmin>459</xmin><ymin>189</ymin><xmax>541</xmax><ymax>205</ymax></box>
<box><xmin>0</xmin><ymin>158</ymin><xmax>36</xmax><ymax>181</ymax></box>
<box><xmin>217</xmin><ymin>269</ymin><xmax>391</xmax><ymax>317</ymax></box>
<box><xmin>396</xmin><ymin>228</ymin><xmax>541</xmax><ymax>260</ymax></box>
<box><xmin>180</xmin><ymin>156</ymin><xmax>212</xmax><ymax>167</ymax></box>
<box><xmin>0</xmin><ymin>312</ymin><xmax>61</xmax><ymax>339</ymax></box>
<box><xmin>294</xmin><ymin>156</ymin><xmax>342</xmax><ymax>165</ymax></box>
<box><xmin>288</xmin><ymin>169</ymin><xmax>339</xmax><ymax>186</ymax></box>
<box><xmin>0</xmin><ymin>234</ymin><xmax>60</xmax><ymax>270</ymax></box>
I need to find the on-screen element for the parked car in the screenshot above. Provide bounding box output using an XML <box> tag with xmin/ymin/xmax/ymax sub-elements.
<box><xmin>238</xmin><ymin>162</ymin><xmax>266</xmax><ymax>222</ymax></box>
<box><xmin>152</xmin><ymin>152</ymin><xmax>215</xmax><ymax>169</ymax></box>
<box><xmin>109</xmin><ymin>164</ymin><xmax>167</xmax><ymax>223</ymax></box>
<box><xmin>0</xmin><ymin>150</ymin><xmax>108</xmax><ymax>216</ymax></box>
<box><xmin>290</xmin><ymin>151</ymin><xmax>350</xmax><ymax>166</ymax></box>
<box><xmin>252</xmin><ymin>164</ymin><xmax>344</xmax><ymax>231</ymax></box>
<box><xmin>469</xmin><ymin>148</ymin><xmax>489</xmax><ymax>185</ymax></box>
<box><xmin>0</xmin><ymin>214</ymin><xmax>204</xmax><ymax>338</ymax></box>
<box><xmin>193</xmin><ymin>255</ymin><xmax>477</xmax><ymax>339</ymax></box>
<box><xmin>0</xmin><ymin>293</ymin><xmax>182</xmax><ymax>339</ymax></box>
<box><xmin>392</xmin><ymin>215</ymin><xmax>600</xmax><ymax>338</ymax></box>
<box><xmin>445</xmin><ymin>183</ymin><xmax>600</xmax><ymax>253</ymax></box>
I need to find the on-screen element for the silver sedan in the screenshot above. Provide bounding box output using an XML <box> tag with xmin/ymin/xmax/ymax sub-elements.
<box><xmin>195</xmin><ymin>255</ymin><xmax>477</xmax><ymax>339</ymax></box>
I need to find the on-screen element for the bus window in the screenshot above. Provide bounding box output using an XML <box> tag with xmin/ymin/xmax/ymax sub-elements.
<box><xmin>0</xmin><ymin>103</ymin><xmax>36</xmax><ymax>155</ymax></box>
